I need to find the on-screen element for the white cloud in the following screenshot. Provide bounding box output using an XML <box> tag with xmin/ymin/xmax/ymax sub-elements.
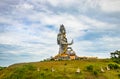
<box><xmin>99</xmin><ymin>36</ymin><xmax>120</xmax><ymax>50</ymax></box>
<box><xmin>48</xmin><ymin>0</ymin><xmax>120</xmax><ymax>13</ymax></box>
<box><xmin>99</xmin><ymin>0</ymin><xmax>120</xmax><ymax>12</ymax></box>
<box><xmin>46</xmin><ymin>0</ymin><xmax>77</xmax><ymax>7</ymax></box>
<box><xmin>16</xmin><ymin>3</ymin><xmax>34</xmax><ymax>11</ymax></box>
<box><xmin>79</xmin><ymin>15</ymin><xmax>117</xmax><ymax>31</ymax></box>
<box><xmin>43</xmin><ymin>0</ymin><xmax>120</xmax><ymax>13</ymax></box>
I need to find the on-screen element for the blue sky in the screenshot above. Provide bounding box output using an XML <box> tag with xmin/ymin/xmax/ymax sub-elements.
<box><xmin>0</xmin><ymin>0</ymin><xmax>120</xmax><ymax>66</ymax></box>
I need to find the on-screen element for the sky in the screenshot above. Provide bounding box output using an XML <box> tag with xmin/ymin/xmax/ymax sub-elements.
<box><xmin>0</xmin><ymin>0</ymin><xmax>120</xmax><ymax>66</ymax></box>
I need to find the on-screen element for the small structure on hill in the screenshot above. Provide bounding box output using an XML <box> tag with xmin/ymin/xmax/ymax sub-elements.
<box><xmin>51</xmin><ymin>67</ymin><xmax>55</xmax><ymax>72</ymax></box>
<box><xmin>106</xmin><ymin>66</ymin><xmax>110</xmax><ymax>71</ymax></box>
<box><xmin>76</xmin><ymin>68</ymin><xmax>80</xmax><ymax>73</ymax></box>
<box><xmin>54</xmin><ymin>24</ymin><xmax>77</xmax><ymax>60</ymax></box>
<box><xmin>101</xmin><ymin>67</ymin><xmax>105</xmax><ymax>73</ymax></box>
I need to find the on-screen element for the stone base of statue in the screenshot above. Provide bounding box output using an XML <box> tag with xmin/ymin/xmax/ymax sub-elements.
<box><xmin>54</xmin><ymin>50</ymin><xmax>77</xmax><ymax>60</ymax></box>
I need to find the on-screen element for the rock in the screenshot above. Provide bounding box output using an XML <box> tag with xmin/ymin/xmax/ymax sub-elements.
<box><xmin>76</xmin><ymin>68</ymin><xmax>80</xmax><ymax>73</ymax></box>
<box><xmin>106</xmin><ymin>66</ymin><xmax>110</xmax><ymax>71</ymax></box>
<box><xmin>51</xmin><ymin>67</ymin><xmax>55</xmax><ymax>72</ymax></box>
<box><xmin>101</xmin><ymin>67</ymin><xmax>105</xmax><ymax>72</ymax></box>
<box><xmin>37</xmin><ymin>68</ymin><xmax>40</xmax><ymax>71</ymax></box>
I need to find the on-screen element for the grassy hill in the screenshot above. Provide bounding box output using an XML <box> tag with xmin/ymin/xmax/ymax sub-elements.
<box><xmin>0</xmin><ymin>59</ymin><xmax>120</xmax><ymax>79</ymax></box>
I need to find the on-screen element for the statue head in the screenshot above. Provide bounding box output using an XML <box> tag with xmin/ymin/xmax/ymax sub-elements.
<box><xmin>59</xmin><ymin>24</ymin><xmax>66</xmax><ymax>34</ymax></box>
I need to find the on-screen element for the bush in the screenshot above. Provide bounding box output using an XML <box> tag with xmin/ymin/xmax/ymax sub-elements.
<box><xmin>0</xmin><ymin>66</ymin><xmax>6</xmax><ymax>70</ymax></box>
<box><xmin>86</xmin><ymin>65</ymin><xmax>93</xmax><ymax>71</ymax></box>
<box><xmin>93</xmin><ymin>70</ymin><xmax>99</xmax><ymax>76</ymax></box>
<box><xmin>23</xmin><ymin>64</ymin><xmax>36</xmax><ymax>71</ymax></box>
<box><xmin>64</xmin><ymin>63</ymin><xmax>67</xmax><ymax>66</ymax></box>
<box><xmin>118</xmin><ymin>73</ymin><xmax>120</xmax><ymax>77</ymax></box>
<box><xmin>108</xmin><ymin>64</ymin><xmax>114</xmax><ymax>69</ymax></box>
<box><xmin>111</xmin><ymin>58</ymin><xmax>120</xmax><ymax>64</ymax></box>
<box><xmin>108</xmin><ymin>63</ymin><xmax>120</xmax><ymax>69</ymax></box>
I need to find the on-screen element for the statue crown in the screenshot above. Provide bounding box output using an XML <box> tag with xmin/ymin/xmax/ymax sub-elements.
<box><xmin>59</xmin><ymin>24</ymin><xmax>66</xmax><ymax>34</ymax></box>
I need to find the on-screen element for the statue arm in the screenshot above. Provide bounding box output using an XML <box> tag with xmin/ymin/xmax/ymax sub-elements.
<box><xmin>68</xmin><ymin>39</ymin><xmax>73</xmax><ymax>45</ymax></box>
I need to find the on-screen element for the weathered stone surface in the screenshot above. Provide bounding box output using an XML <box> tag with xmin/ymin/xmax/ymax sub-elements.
<box><xmin>55</xmin><ymin>24</ymin><xmax>77</xmax><ymax>60</ymax></box>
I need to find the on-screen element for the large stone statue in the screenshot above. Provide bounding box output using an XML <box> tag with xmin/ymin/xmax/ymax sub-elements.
<box><xmin>57</xmin><ymin>25</ymin><xmax>75</xmax><ymax>58</ymax></box>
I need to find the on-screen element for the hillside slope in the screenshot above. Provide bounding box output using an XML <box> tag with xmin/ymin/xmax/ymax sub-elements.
<box><xmin>0</xmin><ymin>59</ymin><xmax>120</xmax><ymax>79</ymax></box>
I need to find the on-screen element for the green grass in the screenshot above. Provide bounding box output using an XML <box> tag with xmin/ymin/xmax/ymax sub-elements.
<box><xmin>0</xmin><ymin>59</ymin><xmax>120</xmax><ymax>79</ymax></box>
